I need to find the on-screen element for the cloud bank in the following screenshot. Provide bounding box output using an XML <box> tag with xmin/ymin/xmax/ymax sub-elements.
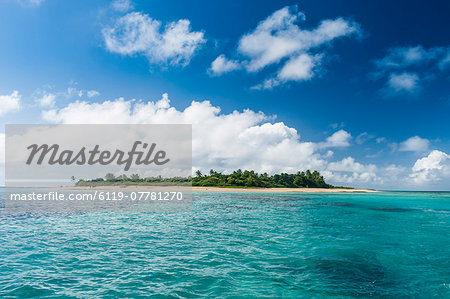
<box><xmin>40</xmin><ymin>93</ymin><xmax>366</xmax><ymax>185</ymax></box>
<box><xmin>37</xmin><ymin>93</ymin><xmax>449</xmax><ymax>190</ymax></box>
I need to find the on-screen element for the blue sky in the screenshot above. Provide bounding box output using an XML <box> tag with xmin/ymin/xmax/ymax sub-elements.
<box><xmin>0</xmin><ymin>0</ymin><xmax>449</xmax><ymax>190</ymax></box>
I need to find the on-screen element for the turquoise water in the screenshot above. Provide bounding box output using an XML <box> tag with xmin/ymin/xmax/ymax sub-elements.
<box><xmin>0</xmin><ymin>190</ymin><xmax>449</xmax><ymax>298</ymax></box>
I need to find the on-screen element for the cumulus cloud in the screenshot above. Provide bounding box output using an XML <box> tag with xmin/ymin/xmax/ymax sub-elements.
<box><xmin>319</xmin><ymin>129</ymin><xmax>352</xmax><ymax>148</ymax></box>
<box><xmin>209</xmin><ymin>55</ymin><xmax>241</xmax><ymax>76</ymax></box>
<box><xmin>37</xmin><ymin>93</ymin><xmax>56</xmax><ymax>107</ymax></box>
<box><xmin>327</xmin><ymin>157</ymin><xmax>376</xmax><ymax>173</ymax></box>
<box><xmin>410</xmin><ymin>150</ymin><xmax>450</xmax><ymax>184</ymax></box>
<box><xmin>41</xmin><ymin>93</ymin><xmax>388</xmax><ymax>187</ymax></box>
<box><xmin>325</xmin><ymin>157</ymin><xmax>379</xmax><ymax>184</ymax></box>
<box><xmin>210</xmin><ymin>5</ymin><xmax>361</xmax><ymax>89</ymax></box>
<box><xmin>253</xmin><ymin>53</ymin><xmax>322</xmax><ymax>89</ymax></box>
<box><xmin>325</xmin><ymin>171</ymin><xmax>380</xmax><ymax>185</ymax></box>
<box><xmin>0</xmin><ymin>90</ymin><xmax>21</xmax><ymax>116</ymax></box>
<box><xmin>387</xmin><ymin>72</ymin><xmax>420</xmax><ymax>93</ymax></box>
<box><xmin>111</xmin><ymin>0</ymin><xmax>133</xmax><ymax>12</ymax></box>
<box><xmin>373</xmin><ymin>45</ymin><xmax>450</xmax><ymax>96</ymax></box>
<box><xmin>399</xmin><ymin>136</ymin><xmax>430</xmax><ymax>152</ymax></box>
<box><xmin>277</xmin><ymin>53</ymin><xmax>321</xmax><ymax>81</ymax></box>
<box><xmin>31</xmin><ymin>93</ymin><xmax>450</xmax><ymax>190</ymax></box>
<box><xmin>238</xmin><ymin>7</ymin><xmax>359</xmax><ymax>72</ymax></box>
<box><xmin>103</xmin><ymin>12</ymin><xmax>206</xmax><ymax>67</ymax></box>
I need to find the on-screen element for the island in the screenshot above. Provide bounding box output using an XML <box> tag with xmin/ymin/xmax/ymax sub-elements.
<box><xmin>72</xmin><ymin>169</ymin><xmax>377</xmax><ymax>193</ymax></box>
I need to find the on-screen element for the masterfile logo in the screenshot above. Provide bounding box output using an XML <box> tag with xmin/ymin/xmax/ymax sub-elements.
<box><xmin>5</xmin><ymin>124</ymin><xmax>192</xmax><ymax>187</ymax></box>
<box><xmin>26</xmin><ymin>141</ymin><xmax>170</xmax><ymax>171</ymax></box>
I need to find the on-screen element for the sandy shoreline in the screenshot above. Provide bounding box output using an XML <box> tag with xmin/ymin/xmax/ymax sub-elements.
<box><xmin>64</xmin><ymin>186</ymin><xmax>378</xmax><ymax>193</ymax></box>
<box><xmin>192</xmin><ymin>187</ymin><xmax>378</xmax><ymax>193</ymax></box>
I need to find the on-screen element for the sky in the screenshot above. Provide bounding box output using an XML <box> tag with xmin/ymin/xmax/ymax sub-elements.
<box><xmin>0</xmin><ymin>0</ymin><xmax>449</xmax><ymax>190</ymax></box>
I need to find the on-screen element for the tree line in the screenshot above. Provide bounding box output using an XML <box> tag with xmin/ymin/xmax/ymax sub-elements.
<box><xmin>192</xmin><ymin>169</ymin><xmax>331</xmax><ymax>188</ymax></box>
<box><xmin>75</xmin><ymin>169</ymin><xmax>333</xmax><ymax>188</ymax></box>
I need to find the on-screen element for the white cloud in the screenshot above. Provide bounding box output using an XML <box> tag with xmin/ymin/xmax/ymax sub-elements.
<box><xmin>212</xmin><ymin>5</ymin><xmax>360</xmax><ymax>88</ymax></box>
<box><xmin>41</xmin><ymin>94</ymin><xmax>386</xmax><ymax>187</ymax></box>
<box><xmin>238</xmin><ymin>6</ymin><xmax>359</xmax><ymax>72</ymax></box>
<box><xmin>324</xmin><ymin>157</ymin><xmax>379</xmax><ymax>184</ymax></box>
<box><xmin>103</xmin><ymin>12</ymin><xmax>206</xmax><ymax>67</ymax></box>
<box><xmin>411</xmin><ymin>150</ymin><xmax>450</xmax><ymax>183</ymax></box>
<box><xmin>324</xmin><ymin>150</ymin><xmax>334</xmax><ymax>158</ymax></box>
<box><xmin>327</xmin><ymin>157</ymin><xmax>376</xmax><ymax>173</ymax></box>
<box><xmin>41</xmin><ymin>94</ymin><xmax>317</xmax><ymax>174</ymax></box>
<box><xmin>277</xmin><ymin>53</ymin><xmax>321</xmax><ymax>81</ymax></box>
<box><xmin>37</xmin><ymin>93</ymin><xmax>56</xmax><ymax>107</ymax></box>
<box><xmin>34</xmin><ymin>86</ymin><xmax>101</xmax><ymax>107</ymax></box>
<box><xmin>209</xmin><ymin>55</ymin><xmax>241</xmax><ymax>76</ymax></box>
<box><xmin>87</xmin><ymin>90</ymin><xmax>100</xmax><ymax>98</ymax></box>
<box><xmin>387</xmin><ymin>72</ymin><xmax>419</xmax><ymax>93</ymax></box>
<box><xmin>111</xmin><ymin>0</ymin><xmax>133</xmax><ymax>12</ymax></box>
<box><xmin>399</xmin><ymin>136</ymin><xmax>430</xmax><ymax>152</ymax></box>
<box><xmin>373</xmin><ymin>45</ymin><xmax>450</xmax><ymax>95</ymax></box>
<box><xmin>385</xmin><ymin>164</ymin><xmax>407</xmax><ymax>176</ymax></box>
<box><xmin>375</xmin><ymin>45</ymin><xmax>441</xmax><ymax>71</ymax></box>
<box><xmin>42</xmin><ymin>98</ymin><xmax>133</xmax><ymax>124</ymax></box>
<box><xmin>324</xmin><ymin>171</ymin><xmax>380</xmax><ymax>184</ymax></box>
<box><xmin>252</xmin><ymin>53</ymin><xmax>323</xmax><ymax>90</ymax></box>
<box><xmin>34</xmin><ymin>93</ymin><xmax>450</xmax><ymax>190</ymax></box>
<box><xmin>319</xmin><ymin>129</ymin><xmax>352</xmax><ymax>148</ymax></box>
<box><xmin>0</xmin><ymin>90</ymin><xmax>21</xmax><ymax>116</ymax></box>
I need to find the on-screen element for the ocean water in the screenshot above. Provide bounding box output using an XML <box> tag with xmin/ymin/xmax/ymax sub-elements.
<box><xmin>0</xmin><ymin>190</ymin><xmax>449</xmax><ymax>298</ymax></box>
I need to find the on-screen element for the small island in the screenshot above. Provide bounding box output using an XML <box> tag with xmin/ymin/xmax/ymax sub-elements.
<box><xmin>72</xmin><ymin>170</ymin><xmax>377</xmax><ymax>192</ymax></box>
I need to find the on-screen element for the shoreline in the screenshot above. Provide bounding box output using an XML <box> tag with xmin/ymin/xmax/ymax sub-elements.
<box><xmin>192</xmin><ymin>187</ymin><xmax>378</xmax><ymax>193</ymax></box>
<box><xmin>64</xmin><ymin>186</ymin><xmax>378</xmax><ymax>193</ymax></box>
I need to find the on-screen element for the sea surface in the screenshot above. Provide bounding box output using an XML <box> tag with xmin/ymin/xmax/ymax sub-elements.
<box><xmin>0</xmin><ymin>190</ymin><xmax>449</xmax><ymax>298</ymax></box>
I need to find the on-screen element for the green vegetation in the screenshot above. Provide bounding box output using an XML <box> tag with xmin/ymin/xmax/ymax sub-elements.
<box><xmin>192</xmin><ymin>169</ymin><xmax>331</xmax><ymax>188</ymax></box>
<box><xmin>75</xmin><ymin>173</ymin><xmax>190</xmax><ymax>187</ymax></box>
<box><xmin>76</xmin><ymin>169</ymin><xmax>337</xmax><ymax>188</ymax></box>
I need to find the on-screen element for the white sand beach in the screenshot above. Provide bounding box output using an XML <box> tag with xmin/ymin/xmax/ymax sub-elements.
<box><xmin>65</xmin><ymin>186</ymin><xmax>378</xmax><ymax>193</ymax></box>
<box><xmin>191</xmin><ymin>187</ymin><xmax>378</xmax><ymax>193</ymax></box>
